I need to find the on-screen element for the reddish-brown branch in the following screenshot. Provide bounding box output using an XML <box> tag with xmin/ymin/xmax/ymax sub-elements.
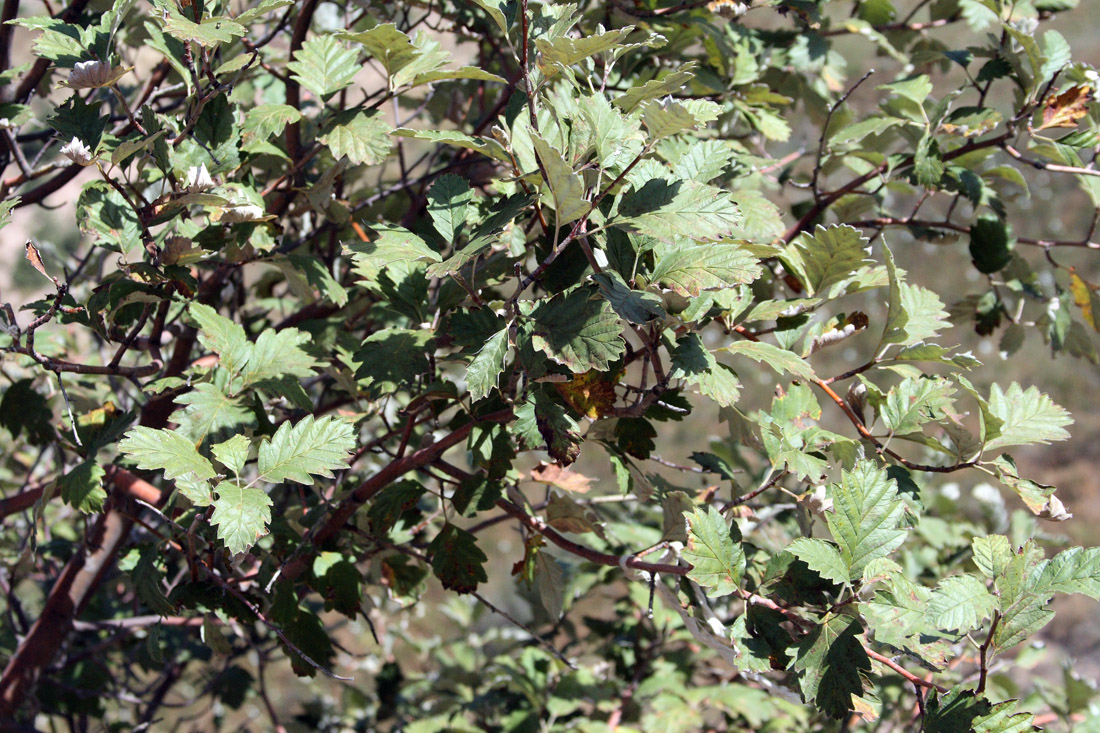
<box><xmin>0</xmin><ymin>499</ymin><xmax>133</xmax><ymax>715</ymax></box>
<box><xmin>0</xmin><ymin>468</ymin><xmax>160</xmax><ymax>522</ymax></box>
<box><xmin>280</xmin><ymin>408</ymin><xmax>515</xmax><ymax>581</ymax></box>
<box><xmin>812</xmin><ymin>377</ymin><xmax>976</xmax><ymax>474</ymax></box>
<box><xmin>866</xmin><ymin>648</ymin><xmax>948</xmax><ymax>693</ymax></box>
<box><xmin>0</xmin><ymin>486</ymin><xmax>41</xmax><ymax>520</ymax></box>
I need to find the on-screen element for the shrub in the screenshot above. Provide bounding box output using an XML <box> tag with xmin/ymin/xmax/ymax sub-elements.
<box><xmin>1</xmin><ymin>0</ymin><xmax>1099</xmax><ymax>728</ymax></box>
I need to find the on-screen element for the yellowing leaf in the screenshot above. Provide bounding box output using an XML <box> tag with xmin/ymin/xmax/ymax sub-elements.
<box><xmin>1069</xmin><ymin>270</ymin><xmax>1100</xmax><ymax>331</ymax></box>
<box><xmin>1039</xmin><ymin>85</ymin><xmax>1092</xmax><ymax>130</ymax></box>
<box><xmin>553</xmin><ymin>370</ymin><xmax>619</xmax><ymax>418</ymax></box>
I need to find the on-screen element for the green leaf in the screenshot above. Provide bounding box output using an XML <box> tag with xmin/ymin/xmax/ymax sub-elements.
<box><xmin>346</xmin><ymin>225</ymin><xmax>441</xmax><ymax>277</ymax></box>
<box><xmin>720</xmin><ymin>341</ymin><xmax>815</xmax><ymax>381</ymax></box>
<box><xmin>287</xmin><ymin>35</ymin><xmax>359</xmax><ymax>99</ymax></box>
<box><xmin>0</xmin><ymin>379</ymin><xmax>53</xmax><ymax>445</ymax></box>
<box><xmin>169</xmin><ymin>383</ymin><xmax>254</xmax><ymax>445</ymax></box>
<box><xmin>972</xmin><ymin>535</ymin><xmax>1013</xmax><ymax>579</ymax></box>
<box><xmin>926</xmin><ymin>574</ymin><xmax>997</xmax><ymax>632</ymax></box>
<box><xmin>669</xmin><ymin>333</ymin><xmax>741</xmax><ymax>407</ymax></box>
<box><xmin>111</xmin><ymin>130</ymin><xmax>166</xmax><ymax>166</ymax></box>
<box><xmin>683</xmin><ymin>506</ymin><xmax>744</xmax><ymax>597</ymax></box>
<box><xmin>616</xmin><ymin>179</ymin><xmax>743</xmax><ymax>244</ymax></box>
<box><xmin>592</xmin><ymin>271</ymin><xmax>665</xmax><ymax>324</ymax></box>
<box><xmin>530</xmin><ymin>289</ymin><xmax>625</xmax><ymax>373</ymax></box>
<box><xmin>312</xmin><ymin>553</ymin><xmax>362</xmax><ymax>617</ymax></box>
<box><xmin>210</xmin><ymin>481</ymin><xmax>272</xmax><ymax>555</ymax></box>
<box><xmin>426</xmin><ymin>192</ymin><xmax>534</xmax><ymax>278</ymax></box>
<box><xmin>469</xmin><ymin>0</ymin><xmax>512</xmax><ymax>34</ymax></box>
<box><xmin>983</xmin><ymin>383</ymin><xmax>1072</xmax><ymax>451</ymax></box>
<box><xmin>48</xmin><ymin>93</ymin><xmax>109</xmax><ymax>148</ymax></box>
<box><xmin>649</xmin><ymin>242</ymin><xmax>760</xmax><ymax>297</ymax></box>
<box><xmin>969</xmin><ymin>215</ymin><xmax>1014</xmax><ymax>274</ymax></box>
<box><xmin>878</xmin><ymin>74</ymin><xmax>933</xmax><ymax>106</ymax></box>
<box><xmin>76</xmin><ymin>181</ymin><xmax>142</xmax><ymax>256</ymax></box>
<box><xmin>825</xmin><ymin>462</ymin><xmax>908</xmax><ymax>580</ymax></box>
<box><xmin>241</xmin><ymin>329</ymin><xmax>318</xmax><ymax>386</ymax></box>
<box><xmin>427</xmin><ymin>174</ymin><xmax>473</xmax><ymax>244</ymax></box>
<box><xmin>467</xmin><ymin>328</ymin><xmax>510</xmax><ymax>402</ymax></box>
<box><xmin>257</xmin><ymin>416</ymin><xmax>356</xmax><ymax>485</ymax></box>
<box><xmin>340</xmin><ymin>24</ymin><xmax>420</xmax><ymax>85</ymax></box>
<box><xmin>973</xmin><ymin>701</ymin><xmax>1036</xmax><ymax>733</ymax></box>
<box><xmin>728</xmin><ymin>189</ymin><xmax>785</xmax><ymax>242</ymax></box>
<box><xmin>412</xmin><ymin>66</ymin><xmax>505</xmax><ymax>86</ymax></box>
<box><xmin>992</xmin><ymin>595</ymin><xmax>1054</xmax><ymax>651</ymax></box>
<box><xmin>162</xmin><ymin>13</ymin><xmax>245</xmax><ymax>47</ymax></box>
<box><xmin>233</xmin><ymin>0</ymin><xmax>295</xmax><ymax>25</ymax></box>
<box><xmin>791</xmin><ymin>615</ymin><xmax>870</xmax><ymax>719</ymax></box>
<box><xmin>924</xmin><ymin>689</ymin><xmax>992</xmax><ymax>732</ymax></box>
<box><xmin>613</xmin><ymin>66</ymin><xmax>697</xmax><ymax>112</ymax></box>
<box><xmin>536</xmin><ymin>27</ymin><xmax>634</xmax><ymax>77</ymax></box>
<box><xmin>319</xmin><ymin>109</ymin><xmax>393</xmax><ymax>165</ymax></box>
<box><xmin>879</xmin><ymin>246</ymin><xmax>950</xmax><ymax>347</ymax></box>
<box><xmin>211</xmin><ymin>434</ymin><xmax>251</xmax><ymax>476</ymax></box>
<box><xmin>391</xmin><ymin>128</ymin><xmax>511</xmax><ymax>164</ymax></box>
<box><xmin>787</xmin><ymin>538</ymin><xmax>849</xmax><ymax>585</ymax></box>
<box><xmin>119</xmin><ymin>427</ymin><xmax>217</xmax><ymax>481</ymax></box>
<box><xmin>0</xmin><ymin>197</ymin><xmax>18</xmax><ymax>232</ymax></box>
<box><xmin>354</xmin><ymin>329</ymin><xmax>435</xmax><ymax>398</ymax></box>
<box><xmin>914</xmin><ymin>134</ymin><xmax>945</xmax><ymax>187</ymax></box>
<box><xmin>367</xmin><ymin>480</ymin><xmax>425</xmax><ymax>536</ymax></box>
<box><xmin>241</xmin><ymin>104</ymin><xmax>302</xmax><ymax>141</ymax></box>
<box><xmin>781</xmin><ymin>225</ymin><xmax>873</xmax><ymax>297</ymax></box>
<box><xmin>640</xmin><ymin>99</ymin><xmax>709</xmax><ymax>140</ymax></box>
<box><xmin>58</xmin><ymin>460</ymin><xmax>106</xmax><ymax>514</ymax></box>
<box><xmin>188</xmin><ymin>303</ymin><xmax>251</xmax><ymax>376</ymax></box>
<box><xmin>1032</xmin><ymin>546</ymin><xmax>1100</xmax><ymax>599</ymax></box>
<box><xmin>532</xmin><ymin>135</ymin><xmax>590</xmax><ymax>225</ymax></box>
<box><xmin>131</xmin><ymin>547</ymin><xmax>175</xmax><ymax>617</ymax></box>
<box><xmin>276</xmin><ymin>254</ymin><xmax>349</xmax><ymax>307</ymax></box>
<box><xmin>880</xmin><ymin>377</ymin><xmax>955</xmax><ymax>436</ymax></box>
<box><xmin>428</xmin><ymin>525</ymin><xmax>488</xmax><ymax>594</ymax></box>
<box><xmin>9</xmin><ymin>17</ymin><xmax>85</xmax><ymax>66</ymax></box>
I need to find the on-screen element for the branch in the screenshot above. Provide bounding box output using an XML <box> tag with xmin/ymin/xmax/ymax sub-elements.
<box><xmin>0</xmin><ymin>266</ymin><xmax>231</xmax><ymax>716</ymax></box>
<box><xmin>812</xmin><ymin>377</ymin><xmax>977</xmax><ymax>474</ymax></box>
<box><xmin>976</xmin><ymin>611</ymin><xmax>1000</xmax><ymax>694</ymax></box>
<box><xmin>847</xmin><ymin>217</ymin><xmax>1100</xmax><ymax>250</ymax></box>
<box><xmin>279</xmin><ymin>408</ymin><xmax>515</xmax><ymax>583</ymax></box>
<box><xmin>493</xmin><ymin>499</ymin><xmax>687</xmax><ymax>577</ymax></box>
<box><xmin>1002</xmin><ymin>143</ymin><xmax>1100</xmax><ymax>178</ymax></box>
<box><xmin>866</xmin><ymin>648</ymin><xmax>949</xmax><ymax>693</ymax></box>
<box><xmin>10</xmin><ymin>0</ymin><xmax>91</xmax><ymax>102</ymax></box>
<box><xmin>0</xmin><ymin>467</ymin><xmax>160</xmax><ymax>522</ymax></box>
<box><xmin>820</xmin><ymin>15</ymin><xmax>962</xmax><ymax>36</ymax></box>
<box><xmin>281</xmin><ymin>0</ymin><xmax>320</xmax><ymax>192</ymax></box>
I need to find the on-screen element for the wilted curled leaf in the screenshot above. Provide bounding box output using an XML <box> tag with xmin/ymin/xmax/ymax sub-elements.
<box><xmin>1038</xmin><ymin>85</ymin><xmax>1092</xmax><ymax>130</ymax></box>
<box><xmin>24</xmin><ymin>241</ymin><xmax>54</xmax><ymax>283</ymax></box>
<box><xmin>530</xmin><ymin>462</ymin><xmax>593</xmax><ymax>493</ymax></box>
<box><xmin>63</xmin><ymin>60</ymin><xmax>131</xmax><ymax>89</ymax></box>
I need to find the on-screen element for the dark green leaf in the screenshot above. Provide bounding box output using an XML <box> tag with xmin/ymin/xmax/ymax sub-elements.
<box><xmin>428</xmin><ymin>525</ymin><xmax>488</xmax><ymax>594</ymax></box>
<box><xmin>684</xmin><ymin>506</ymin><xmax>744</xmax><ymax>597</ymax></box>
<box><xmin>530</xmin><ymin>289</ymin><xmax>625</xmax><ymax>373</ymax></box>
<box><xmin>791</xmin><ymin>615</ymin><xmax>870</xmax><ymax>719</ymax></box>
